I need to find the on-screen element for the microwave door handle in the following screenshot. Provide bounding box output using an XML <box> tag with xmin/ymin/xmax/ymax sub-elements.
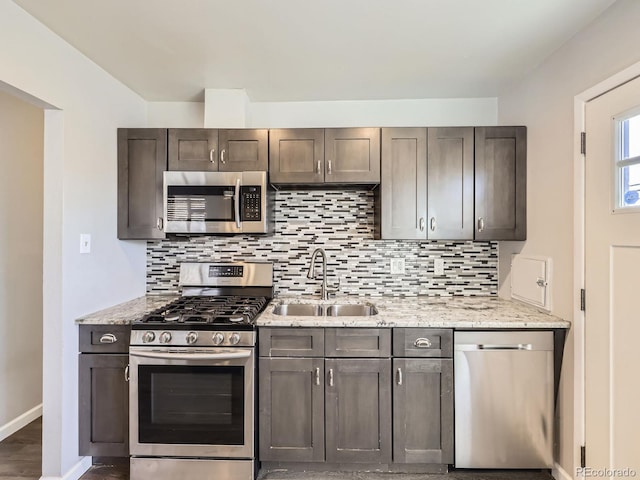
<box><xmin>234</xmin><ymin>178</ymin><xmax>241</xmax><ymax>229</ymax></box>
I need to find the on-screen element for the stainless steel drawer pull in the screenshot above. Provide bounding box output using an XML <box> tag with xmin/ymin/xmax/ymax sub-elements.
<box><xmin>315</xmin><ymin>367</ymin><xmax>320</xmax><ymax>386</ymax></box>
<box><xmin>209</xmin><ymin>148</ymin><xmax>216</xmax><ymax>163</ymax></box>
<box><xmin>430</xmin><ymin>217</ymin><xmax>436</xmax><ymax>231</ymax></box>
<box><xmin>328</xmin><ymin>368</ymin><xmax>334</xmax><ymax>387</ymax></box>
<box><xmin>220</xmin><ymin>149</ymin><xmax>226</xmax><ymax>164</ymax></box>
<box><xmin>156</xmin><ymin>217</ymin><xmax>163</xmax><ymax>231</ymax></box>
<box><xmin>414</xmin><ymin>338</ymin><xmax>432</xmax><ymax>348</ymax></box>
<box><xmin>397</xmin><ymin>367</ymin><xmax>403</xmax><ymax>386</ymax></box>
<box><xmin>317</xmin><ymin>160</ymin><xmax>321</xmax><ymax>174</ymax></box>
<box><xmin>327</xmin><ymin>159</ymin><xmax>332</xmax><ymax>175</ymax></box>
<box><xmin>478</xmin><ymin>217</ymin><xmax>485</xmax><ymax>232</ymax></box>
<box><xmin>419</xmin><ymin>217</ymin><xmax>425</xmax><ymax>231</ymax></box>
<box><xmin>478</xmin><ymin>344</ymin><xmax>533</xmax><ymax>351</ymax></box>
<box><xmin>124</xmin><ymin>365</ymin><xmax>130</xmax><ymax>382</ymax></box>
<box><xmin>99</xmin><ymin>333</ymin><xmax>117</xmax><ymax>344</ymax></box>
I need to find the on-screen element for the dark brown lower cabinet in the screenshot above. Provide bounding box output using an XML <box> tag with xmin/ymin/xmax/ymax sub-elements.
<box><xmin>258</xmin><ymin>357</ymin><xmax>325</xmax><ymax>462</ymax></box>
<box><xmin>325</xmin><ymin>358</ymin><xmax>392</xmax><ymax>464</ymax></box>
<box><xmin>393</xmin><ymin>358</ymin><xmax>453</xmax><ymax>464</ymax></box>
<box><xmin>78</xmin><ymin>354</ymin><xmax>129</xmax><ymax>456</ymax></box>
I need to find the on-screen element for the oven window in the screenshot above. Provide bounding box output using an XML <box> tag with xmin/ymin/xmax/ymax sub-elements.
<box><xmin>166</xmin><ymin>186</ymin><xmax>235</xmax><ymax>222</ymax></box>
<box><xmin>138</xmin><ymin>365</ymin><xmax>245</xmax><ymax>445</ymax></box>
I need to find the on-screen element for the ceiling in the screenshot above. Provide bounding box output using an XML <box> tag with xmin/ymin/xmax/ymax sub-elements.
<box><xmin>13</xmin><ymin>0</ymin><xmax>617</xmax><ymax>102</ymax></box>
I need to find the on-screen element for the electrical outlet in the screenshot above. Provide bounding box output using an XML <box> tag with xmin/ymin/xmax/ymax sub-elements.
<box><xmin>434</xmin><ymin>258</ymin><xmax>445</xmax><ymax>276</ymax></box>
<box><xmin>390</xmin><ymin>258</ymin><xmax>406</xmax><ymax>275</ymax></box>
<box><xmin>80</xmin><ymin>234</ymin><xmax>91</xmax><ymax>254</ymax></box>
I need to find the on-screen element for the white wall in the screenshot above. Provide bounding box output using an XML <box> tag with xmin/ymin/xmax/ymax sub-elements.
<box><xmin>0</xmin><ymin>90</ymin><xmax>44</xmax><ymax>435</ymax></box>
<box><xmin>147</xmin><ymin>101</ymin><xmax>204</xmax><ymax>128</ymax></box>
<box><xmin>497</xmin><ymin>0</ymin><xmax>640</xmax><ymax>475</ymax></box>
<box><xmin>0</xmin><ymin>2</ymin><xmax>148</xmax><ymax>477</ymax></box>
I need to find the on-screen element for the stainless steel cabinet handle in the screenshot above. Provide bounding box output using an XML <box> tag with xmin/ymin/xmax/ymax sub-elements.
<box><xmin>316</xmin><ymin>160</ymin><xmax>321</xmax><ymax>174</ymax></box>
<box><xmin>315</xmin><ymin>367</ymin><xmax>320</xmax><ymax>386</ymax></box>
<box><xmin>156</xmin><ymin>217</ymin><xmax>163</xmax><ymax>231</ymax></box>
<box><xmin>209</xmin><ymin>148</ymin><xmax>216</xmax><ymax>164</ymax></box>
<box><xmin>328</xmin><ymin>368</ymin><xmax>334</xmax><ymax>387</ymax></box>
<box><xmin>397</xmin><ymin>367</ymin><xmax>403</xmax><ymax>386</ymax></box>
<box><xmin>419</xmin><ymin>218</ymin><xmax>425</xmax><ymax>231</ymax></box>
<box><xmin>478</xmin><ymin>217</ymin><xmax>485</xmax><ymax>232</ymax></box>
<box><xmin>99</xmin><ymin>333</ymin><xmax>117</xmax><ymax>344</ymax></box>
<box><xmin>124</xmin><ymin>365</ymin><xmax>130</xmax><ymax>382</ymax></box>
<box><xmin>327</xmin><ymin>159</ymin><xmax>332</xmax><ymax>175</ymax></box>
<box><xmin>430</xmin><ymin>217</ymin><xmax>436</xmax><ymax>231</ymax></box>
<box><xmin>220</xmin><ymin>149</ymin><xmax>226</xmax><ymax>164</ymax></box>
<box><xmin>414</xmin><ymin>338</ymin><xmax>432</xmax><ymax>348</ymax></box>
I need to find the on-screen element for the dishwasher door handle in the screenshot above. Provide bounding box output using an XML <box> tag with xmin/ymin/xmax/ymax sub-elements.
<box><xmin>456</xmin><ymin>343</ymin><xmax>533</xmax><ymax>351</ymax></box>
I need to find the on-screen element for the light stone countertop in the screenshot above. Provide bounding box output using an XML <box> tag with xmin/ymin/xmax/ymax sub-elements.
<box><xmin>75</xmin><ymin>295</ymin><xmax>178</xmax><ymax>325</ymax></box>
<box><xmin>75</xmin><ymin>294</ymin><xmax>570</xmax><ymax>329</ymax></box>
<box><xmin>257</xmin><ymin>295</ymin><xmax>571</xmax><ymax>329</ymax></box>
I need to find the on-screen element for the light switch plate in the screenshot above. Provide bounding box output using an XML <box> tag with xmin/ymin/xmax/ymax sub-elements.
<box><xmin>390</xmin><ymin>258</ymin><xmax>406</xmax><ymax>275</ymax></box>
<box><xmin>434</xmin><ymin>258</ymin><xmax>445</xmax><ymax>276</ymax></box>
<box><xmin>80</xmin><ymin>234</ymin><xmax>91</xmax><ymax>254</ymax></box>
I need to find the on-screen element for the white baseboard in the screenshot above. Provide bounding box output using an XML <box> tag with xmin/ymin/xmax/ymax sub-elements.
<box><xmin>553</xmin><ymin>461</ymin><xmax>573</xmax><ymax>480</ymax></box>
<box><xmin>0</xmin><ymin>403</ymin><xmax>42</xmax><ymax>442</ymax></box>
<box><xmin>40</xmin><ymin>456</ymin><xmax>92</xmax><ymax>480</ymax></box>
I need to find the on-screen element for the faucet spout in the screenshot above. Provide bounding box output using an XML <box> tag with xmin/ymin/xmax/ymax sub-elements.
<box><xmin>307</xmin><ymin>248</ymin><xmax>334</xmax><ymax>300</ymax></box>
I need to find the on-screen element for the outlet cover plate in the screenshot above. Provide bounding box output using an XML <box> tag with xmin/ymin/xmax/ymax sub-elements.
<box><xmin>390</xmin><ymin>258</ymin><xmax>406</xmax><ymax>275</ymax></box>
<box><xmin>434</xmin><ymin>258</ymin><xmax>444</xmax><ymax>276</ymax></box>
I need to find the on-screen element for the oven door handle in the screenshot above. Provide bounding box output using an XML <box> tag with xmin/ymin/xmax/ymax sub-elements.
<box><xmin>130</xmin><ymin>350</ymin><xmax>251</xmax><ymax>361</ymax></box>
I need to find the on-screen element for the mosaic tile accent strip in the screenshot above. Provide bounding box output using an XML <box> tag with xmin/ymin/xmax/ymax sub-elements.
<box><xmin>147</xmin><ymin>191</ymin><xmax>498</xmax><ymax>297</ymax></box>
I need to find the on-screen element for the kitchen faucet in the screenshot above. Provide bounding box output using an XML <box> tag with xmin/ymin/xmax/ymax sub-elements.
<box><xmin>307</xmin><ymin>248</ymin><xmax>339</xmax><ymax>300</ymax></box>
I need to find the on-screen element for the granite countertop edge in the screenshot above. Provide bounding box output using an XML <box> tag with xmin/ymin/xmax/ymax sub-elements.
<box><xmin>76</xmin><ymin>294</ymin><xmax>570</xmax><ymax>329</ymax></box>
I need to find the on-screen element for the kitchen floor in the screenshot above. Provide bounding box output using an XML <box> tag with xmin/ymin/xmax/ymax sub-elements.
<box><xmin>0</xmin><ymin>421</ymin><xmax>555</xmax><ymax>480</ymax></box>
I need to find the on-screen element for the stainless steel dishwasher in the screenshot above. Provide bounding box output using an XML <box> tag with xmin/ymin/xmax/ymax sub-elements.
<box><xmin>454</xmin><ymin>331</ymin><xmax>554</xmax><ymax>468</ymax></box>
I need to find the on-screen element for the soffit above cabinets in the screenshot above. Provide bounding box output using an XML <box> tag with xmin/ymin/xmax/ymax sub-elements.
<box><xmin>13</xmin><ymin>0</ymin><xmax>616</xmax><ymax>102</ymax></box>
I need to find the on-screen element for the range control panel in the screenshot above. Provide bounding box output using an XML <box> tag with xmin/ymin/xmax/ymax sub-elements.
<box><xmin>241</xmin><ymin>186</ymin><xmax>262</xmax><ymax>221</ymax></box>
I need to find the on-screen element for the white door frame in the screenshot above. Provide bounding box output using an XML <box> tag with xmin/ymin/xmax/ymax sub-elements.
<box><xmin>573</xmin><ymin>62</ymin><xmax>640</xmax><ymax>474</ymax></box>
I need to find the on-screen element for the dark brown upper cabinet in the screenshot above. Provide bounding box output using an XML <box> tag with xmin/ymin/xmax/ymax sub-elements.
<box><xmin>269</xmin><ymin>128</ymin><xmax>380</xmax><ymax>185</ymax></box>
<box><xmin>378</xmin><ymin>127</ymin><xmax>427</xmax><ymax>240</ymax></box>
<box><xmin>117</xmin><ymin>128</ymin><xmax>166</xmax><ymax>240</ymax></box>
<box><xmin>427</xmin><ymin>127</ymin><xmax>474</xmax><ymax>240</ymax></box>
<box><xmin>269</xmin><ymin>129</ymin><xmax>325</xmax><ymax>184</ymax></box>
<box><xmin>168</xmin><ymin>128</ymin><xmax>268</xmax><ymax>172</ymax></box>
<box><xmin>168</xmin><ymin>129</ymin><xmax>218</xmax><ymax>171</ymax></box>
<box><xmin>474</xmin><ymin>126</ymin><xmax>527</xmax><ymax>240</ymax></box>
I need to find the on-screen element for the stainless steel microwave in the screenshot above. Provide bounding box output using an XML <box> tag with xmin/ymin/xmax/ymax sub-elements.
<box><xmin>163</xmin><ymin>171</ymin><xmax>272</xmax><ymax>234</ymax></box>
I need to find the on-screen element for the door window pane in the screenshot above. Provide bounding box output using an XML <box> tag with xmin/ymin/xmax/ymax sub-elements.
<box><xmin>616</xmin><ymin>112</ymin><xmax>640</xmax><ymax>209</ymax></box>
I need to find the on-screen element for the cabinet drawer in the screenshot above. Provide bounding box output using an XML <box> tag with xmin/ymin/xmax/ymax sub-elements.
<box><xmin>79</xmin><ymin>325</ymin><xmax>131</xmax><ymax>353</ymax></box>
<box><xmin>259</xmin><ymin>328</ymin><xmax>324</xmax><ymax>357</ymax></box>
<box><xmin>325</xmin><ymin>328</ymin><xmax>391</xmax><ymax>358</ymax></box>
<box><xmin>393</xmin><ymin>328</ymin><xmax>452</xmax><ymax>358</ymax></box>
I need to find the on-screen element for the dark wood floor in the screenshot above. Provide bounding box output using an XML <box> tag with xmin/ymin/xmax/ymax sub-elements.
<box><xmin>0</xmin><ymin>417</ymin><xmax>41</xmax><ymax>480</ymax></box>
<box><xmin>0</xmin><ymin>419</ymin><xmax>553</xmax><ymax>480</ymax></box>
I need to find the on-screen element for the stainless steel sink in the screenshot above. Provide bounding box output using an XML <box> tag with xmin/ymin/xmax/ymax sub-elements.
<box><xmin>326</xmin><ymin>304</ymin><xmax>378</xmax><ymax>316</ymax></box>
<box><xmin>272</xmin><ymin>304</ymin><xmax>323</xmax><ymax>316</ymax></box>
<box><xmin>272</xmin><ymin>303</ymin><xmax>378</xmax><ymax>316</ymax></box>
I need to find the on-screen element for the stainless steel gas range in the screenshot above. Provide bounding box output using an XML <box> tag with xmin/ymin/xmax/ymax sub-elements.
<box><xmin>129</xmin><ymin>262</ymin><xmax>272</xmax><ymax>480</ymax></box>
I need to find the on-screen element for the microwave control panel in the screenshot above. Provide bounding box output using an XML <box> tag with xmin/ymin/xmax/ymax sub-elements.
<box><xmin>240</xmin><ymin>186</ymin><xmax>262</xmax><ymax>221</ymax></box>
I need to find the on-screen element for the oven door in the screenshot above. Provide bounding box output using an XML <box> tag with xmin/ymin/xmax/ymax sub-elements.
<box><xmin>129</xmin><ymin>347</ymin><xmax>254</xmax><ymax>458</ymax></box>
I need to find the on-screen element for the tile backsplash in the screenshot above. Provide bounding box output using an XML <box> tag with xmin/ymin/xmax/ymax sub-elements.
<box><xmin>147</xmin><ymin>190</ymin><xmax>498</xmax><ymax>297</ymax></box>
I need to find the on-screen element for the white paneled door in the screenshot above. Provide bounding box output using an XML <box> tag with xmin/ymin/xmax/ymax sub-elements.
<box><xmin>585</xmin><ymin>76</ymin><xmax>640</xmax><ymax>477</ymax></box>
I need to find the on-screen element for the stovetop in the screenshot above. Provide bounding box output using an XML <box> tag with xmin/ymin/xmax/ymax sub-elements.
<box><xmin>133</xmin><ymin>295</ymin><xmax>269</xmax><ymax>331</ymax></box>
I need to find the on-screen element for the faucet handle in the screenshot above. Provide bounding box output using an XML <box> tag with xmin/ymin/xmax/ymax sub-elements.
<box><xmin>326</xmin><ymin>277</ymin><xmax>341</xmax><ymax>298</ymax></box>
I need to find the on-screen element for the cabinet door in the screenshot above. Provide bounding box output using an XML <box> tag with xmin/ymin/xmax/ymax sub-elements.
<box><xmin>393</xmin><ymin>358</ymin><xmax>453</xmax><ymax>464</ymax></box>
<box><xmin>475</xmin><ymin>126</ymin><xmax>527</xmax><ymax>240</ymax></box>
<box><xmin>325</xmin><ymin>358</ymin><xmax>391</xmax><ymax>464</ymax></box>
<box><xmin>79</xmin><ymin>354</ymin><xmax>129</xmax><ymax>457</ymax></box>
<box><xmin>427</xmin><ymin>127</ymin><xmax>474</xmax><ymax>240</ymax></box>
<box><xmin>325</xmin><ymin>128</ymin><xmax>380</xmax><ymax>183</ymax></box>
<box><xmin>117</xmin><ymin>128</ymin><xmax>166</xmax><ymax>239</ymax></box>
<box><xmin>259</xmin><ymin>358</ymin><xmax>325</xmax><ymax>462</ymax></box>
<box><xmin>168</xmin><ymin>129</ymin><xmax>218</xmax><ymax>171</ymax></box>
<box><xmin>218</xmin><ymin>129</ymin><xmax>268</xmax><ymax>171</ymax></box>
<box><xmin>269</xmin><ymin>129</ymin><xmax>324</xmax><ymax>184</ymax></box>
<box><xmin>378</xmin><ymin>128</ymin><xmax>427</xmax><ymax>239</ymax></box>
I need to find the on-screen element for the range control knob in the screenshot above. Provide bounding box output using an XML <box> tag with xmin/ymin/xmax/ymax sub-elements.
<box><xmin>185</xmin><ymin>331</ymin><xmax>198</xmax><ymax>345</ymax></box>
<box><xmin>229</xmin><ymin>332</ymin><xmax>241</xmax><ymax>345</ymax></box>
<box><xmin>142</xmin><ymin>331</ymin><xmax>155</xmax><ymax>343</ymax></box>
<box><xmin>159</xmin><ymin>331</ymin><xmax>172</xmax><ymax>344</ymax></box>
<box><xmin>212</xmin><ymin>332</ymin><xmax>225</xmax><ymax>345</ymax></box>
